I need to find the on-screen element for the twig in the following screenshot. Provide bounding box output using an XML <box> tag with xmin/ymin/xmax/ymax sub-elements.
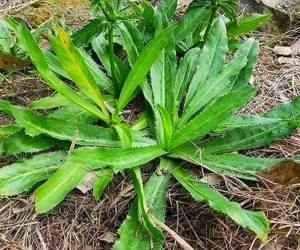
<box><xmin>149</xmin><ymin>213</ymin><xmax>194</xmax><ymax>250</ymax></box>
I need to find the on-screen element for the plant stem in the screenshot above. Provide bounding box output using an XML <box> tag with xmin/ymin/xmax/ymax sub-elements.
<box><xmin>201</xmin><ymin>0</ymin><xmax>217</xmax><ymax>48</ymax></box>
<box><xmin>108</xmin><ymin>26</ymin><xmax>119</xmax><ymax>97</ymax></box>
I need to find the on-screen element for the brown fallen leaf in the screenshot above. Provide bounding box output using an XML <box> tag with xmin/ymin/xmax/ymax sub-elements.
<box><xmin>259</xmin><ymin>160</ymin><xmax>300</xmax><ymax>185</ymax></box>
<box><xmin>100</xmin><ymin>232</ymin><xmax>117</xmax><ymax>244</ymax></box>
<box><xmin>0</xmin><ymin>53</ymin><xmax>26</xmax><ymax>71</ymax></box>
<box><xmin>76</xmin><ymin>172</ymin><xmax>97</xmax><ymax>193</ymax></box>
<box><xmin>200</xmin><ymin>173</ymin><xmax>224</xmax><ymax>186</ymax></box>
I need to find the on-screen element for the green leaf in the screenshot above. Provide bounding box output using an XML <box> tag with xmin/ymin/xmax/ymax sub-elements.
<box><xmin>174</xmin><ymin>7</ymin><xmax>210</xmax><ymax>43</ymax></box>
<box><xmin>50</xmin><ymin>27</ymin><xmax>109</xmax><ymax>121</ymax></box>
<box><xmin>0</xmin><ymin>152</ymin><xmax>66</xmax><ymax>196</ymax></box>
<box><xmin>93</xmin><ymin>167</ymin><xmax>114</xmax><ymax>200</ymax></box>
<box><xmin>114</xmin><ymin>124</ymin><xmax>133</xmax><ymax>148</ymax></box>
<box><xmin>117</xmin><ymin>26</ymin><xmax>175</xmax><ymax>110</ymax></box>
<box><xmin>214</xmin><ymin>115</ymin><xmax>282</xmax><ymax>133</ymax></box>
<box><xmin>117</xmin><ymin>22</ymin><xmax>141</xmax><ymax>66</ymax></box>
<box><xmin>49</xmin><ymin>104</ymin><xmax>98</xmax><ymax>124</ymax></box>
<box><xmin>30</xmin><ymin>94</ymin><xmax>70</xmax><ymax>110</ymax></box>
<box><xmin>170</xmin><ymin>145</ymin><xmax>281</xmax><ymax>180</ymax></box>
<box><xmin>171</xmin><ymin>85</ymin><xmax>256</xmax><ymax>148</ymax></box>
<box><xmin>180</xmin><ymin>52</ymin><xmax>247</xmax><ymax>125</ymax></box>
<box><xmin>0</xmin><ymin>124</ymin><xmax>21</xmax><ymax>136</ymax></box>
<box><xmin>69</xmin><ymin>145</ymin><xmax>166</xmax><ymax>172</ymax></box>
<box><xmin>174</xmin><ymin>47</ymin><xmax>201</xmax><ymax>107</ymax></box>
<box><xmin>16</xmin><ymin>24</ymin><xmax>107</xmax><ymax>122</ymax></box>
<box><xmin>162</xmin><ymin>159</ymin><xmax>269</xmax><ymax>242</ymax></box>
<box><xmin>232</xmin><ymin>39</ymin><xmax>259</xmax><ymax>88</ymax></box>
<box><xmin>3</xmin><ymin>131</ymin><xmax>59</xmax><ymax>155</ymax></box>
<box><xmin>202</xmin><ymin>96</ymin><xmax>300</xmax><ymax>153</ymax></box>
<box><xmin>157</xmin><ymin>0</ymin><xmax>178</xmax><ymax>19</ymax></box>
<box><xmin>129</xmin><ymin>167</ymin><xmax>162</xmax><ymax>240</ymax></box>
<box><xmin>113</xmin><ymin>171</ymin><xmax>170</xmax><ymax>250</ymax></box>
<box><xmin>71</xmin><ymin>17</ymin><xmax>108</xmax><ymax>46</ymax></box>
<box><xmin>150</xmin><ymin>48</ymin><xmax>176</xmax><ymax>114</ymax></box>
<box><xmin>0</xmin><ymin>101</ymin><xmax>154</xmax><ymax>147</ymax></box>
<box><xmin>44</xmin><ymin>50</ymin><xmax>70</xmax><ymax>79</ymax></box>
<box><xmin>0</xmin><ymin>101</ymin><xmax>120</xmax><ymax>147</ymax></box>
<box><xmin>0</xmin><ymin>19</ymin><xmax>14</xmax><ymax>54</ymax></box>
<box><xmin>227</xmin><ymin>14</ymin><xmax>272</xmax><ymax>37</ymax></box>
<box><xmin>155</xmin><ymin>105</ymin><xmax>173</xmax><ymax>149</ymax></box>
<box><xmin>35</xmin><ymin>160</ymin><xmax>88</xmax><ymax>213</ymax></box>
<box><xmin>183</xmin><ymin>17</ymin><xmax>228</xmax><ymax>118</ymax></box>
<box><xmin>80</xmin><ymin>49</ymin><xmax>114</xmax><ymax>94</ymax></box>
<box><xmin>92</xmin><ymin>33</ymin><xmax>129</xmax><ymax>84</ymax></box>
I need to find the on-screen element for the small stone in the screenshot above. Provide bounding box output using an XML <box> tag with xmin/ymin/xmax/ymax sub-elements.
<box><xmin>291</xmin><ymin>39</ymin><xmax>300</xmax><ymax>56</ymax></box>
<box><xmin>278</xmin><ymin>57</ymin><xmax>300</xmax><ymax>65</ymax></box>
<box><xmin>273</xmin><ymin>46</ymin><xmax>292</xmax><ymax>56</ymax></box>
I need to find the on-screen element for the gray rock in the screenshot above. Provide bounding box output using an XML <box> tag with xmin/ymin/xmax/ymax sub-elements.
<box><xmin>256</xmin><ymin>0</ymin><xmax>300</xmax><ymax>20</ymax></box>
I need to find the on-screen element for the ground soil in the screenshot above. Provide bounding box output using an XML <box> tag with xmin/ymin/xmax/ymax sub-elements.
<box><xmin>0</xmin><ymin>1</ymin><xmax>300</xmax><ymax>250</ymax></box>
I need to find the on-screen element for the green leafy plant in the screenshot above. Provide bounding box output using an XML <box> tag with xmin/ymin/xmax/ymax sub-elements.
<box><xmin>0</xmin><ymin>1</ymin><xmax>298</xmax><ymax>249</ymax></box>
<box><xmin>0</xmin><ymin>17</ymin><xmax>55</xmax><ymax>84</ymax></box>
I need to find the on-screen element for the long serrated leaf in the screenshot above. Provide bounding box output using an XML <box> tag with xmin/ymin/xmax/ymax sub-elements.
<box><xmin>50</xmin><ymin>27</ymin><xmax>109</xmax><ymax>120</ymax></box>
<box><xmin>0</xmin><ymin>152</ymin><xmax>66</xmax><ymax>196</ymax></box>
<box><xmin>129</xmin><ymin>167</ymin><xmax>162</xmax><ymax>240</ymax></box>
<box><xmin>157</xmin><ymin>0</ymin><xmax>178</xmax><ymax>19</ymax></box>
<box><xmin>179</xmin><ymin>52</ymin><xmax>247</xmax><ymax>125</ymax></box>
<box><xmin>183</xmin><ymin>17</ymin><xmax>228</xmax><ymax>117</ymax></box>
<box><xmin>71</xmin><ymin>17</ymin><xmax>108</xmax><ymax>46</ymax></box>
<box><xmin>214</xmin><ymin>114</ymin><xmax>282</xmax><ymax>133</ymax></box>
<box><xmin>16</xmin><ymin>24</ymin><xmax>107</xmax><ymax>121</ymax></box>
<box><xmin>174</xmin><ymin>47</ymin><xmax>201</xmax><ymax>107</ymax></box>
<box><xmin>30</xmin><ymin>94</ymin><xmax>70</xmax><ymax>110</ymax></box>
<box><xmin>171</xmin><ymin>85</ymin><xmax>256</xmax><ymax>148</ymax></box>
<box><xmin>3</xmin><ymin>131</ymin><xmax>59</xmax><ymax>155</ymax></box>
<box><xmin>69</xmin><ymin>145</ymin><xmax>166</xmax><ymax>172</ymax></box>
<box><xmin>117</xmin><ymin>22</ymin><xmax>140</xmax><ymax>66</ymax></box>
<box><xmin>227</xmin><ymin>14</ymin><xmax>272</xmax><ymax>37</ymax></box>
<box><xmin>232</xmin><ymin>39</ymin><xmax>259</xmax><ymax>88</ymax></box>
<box><xmin>117</xmin><ymin>26</ymin><xmax>175</xmax><ymax>110</ymax></box>
<box><xmin>35</xmin><ymin>161</ymin><xmax>88</xmax><ymax>213</ymax></box>
<box><xmin>113</xmin><ymin>171</ymin><xmax>170</xmax><ymax>250</ymax></box>
<box><xmin>174</xmin><ymin>7</ymin><xmax>210</xmax><ymax>43</ymax></box>
<box><xmin>155</xmin><ymin>105</ymin><xmax>173</xmax><ymax>149</ymax></box>
<box><xmin>49</xmin><ymin>104</ymin><xmax>98</xmax><ymax>124</ymax></box>
<box><xmin>202</xmin><ymin>96</ymin><xmax>300</xmax><ymax>153</ymax></box>
<box><xmin>150</xmin><ymin>47</ymin><xmax>176</xmax><ymax>114</ymax></box>
<box><xmin>170</xmin><ymin>145</ymin><xmax>281</xmax><ymax>180</ymax></box>
<box><xmin>0</xmin><ymin>101</ymin><xmax>119</xmax><ymax>147</ymax></box>
<box><xmin>162</xmin><ymin>159</ymin><xmax>269</xmax><ymax>242</ymax></box>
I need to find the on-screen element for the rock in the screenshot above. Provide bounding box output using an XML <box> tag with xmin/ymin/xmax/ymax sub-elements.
<box><xmin>291</xmin><ymin>39</ymin><xmax>300</xmax><ymax>56</ymax></box>
<box><xmin>256</xmin><ymin>0</ymin><xmax>300</xmax><ymax>21</ymax></box>
<box><xmin>273</xmin><ymin>46</ymin><xmax>292</xmax><ymax>56</ymax></box>
<box><xmin>278</xmin><ymin>57</ymin><xmax>300</xmax><ymax>65</ymax></box>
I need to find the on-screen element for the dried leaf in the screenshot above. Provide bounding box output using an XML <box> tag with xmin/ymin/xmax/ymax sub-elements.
<box><xmin>76</xmin><ymin>172</ymin><xmax>97</xmax><ymax>193</ymax></box>
<box><xmin>0</xmin><ymin>53</ymin><xmax>26</xmax><ymax>71</ymax></box>
<box><xmin>200</xmin><ymin>173</ymin><xmax>224</xmax><ymax>186</ymax></box>
<box><xmin>100</xmin><ymin>232</ymin><xmax>117</xmax><ymax>244</ymax></box>
<box><xmin>259</xmin><ymin>160</ymin><xmax>300</xmax><ymax>185</ymax></box>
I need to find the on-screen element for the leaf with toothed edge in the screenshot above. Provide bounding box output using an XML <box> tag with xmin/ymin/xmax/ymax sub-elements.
<box><xmin>0</xmin><ymin>152</ymin><xmax>66</xmax><ymax>196</ymax></box>
<box><xmin>113</xmin><ymin>170</ymin><xmax>170</xmax><ymax>250</ymax></box>
<box><xmin>161</xmin><ymin>158</ymin><xmax>269</xmax><ymax>242</ymax></box>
